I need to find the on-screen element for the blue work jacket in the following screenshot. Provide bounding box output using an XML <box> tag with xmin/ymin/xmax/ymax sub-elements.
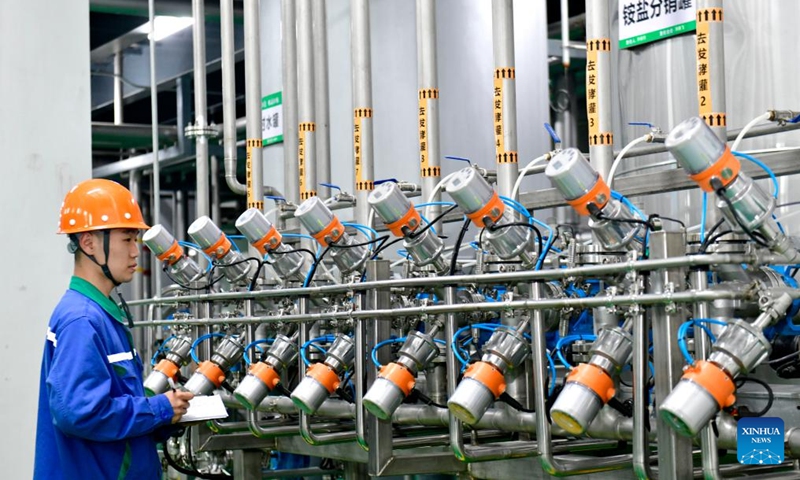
<box><xmin>34</xmin><ymin>277</ymin><xmax>174</xmax><ymax>480</ymax></box>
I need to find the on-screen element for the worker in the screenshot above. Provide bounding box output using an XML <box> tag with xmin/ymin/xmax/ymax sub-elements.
<box><xmin>34</xmin><ymin>179</ymin><xmax>194</xmax><ymax>479</ymax></box>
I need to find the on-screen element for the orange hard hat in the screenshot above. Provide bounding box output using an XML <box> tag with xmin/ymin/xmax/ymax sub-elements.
<box><xmin>58</xmin><ymin>179</ymin><xmax>149</xmax><ymax>234</ymax></box>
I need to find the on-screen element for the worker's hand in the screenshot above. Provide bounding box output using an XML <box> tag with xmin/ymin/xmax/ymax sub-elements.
<box><xmin>165</xmin><ymin>389</ymin><xmax>194</xmax><ymax>424</ymax></box>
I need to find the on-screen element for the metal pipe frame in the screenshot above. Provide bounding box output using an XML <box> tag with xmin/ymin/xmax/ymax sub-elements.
<box><xmin>445</xmin><ymin>286</ymin><xmax>540</xmax><ymax>462</ymax></box>
<box><xmin>193</xmin><ymin>0</ymin><xmax>211</xmax><ymax>218</ymax></box>
<box><xmin>354</xmin><ymin>308</ymin><xmax>369</xmax><ymax>451</ymax></box>
<box><xmin>128</xmin><ymin>252</ymin><xmax>784</xmax><ymax>308</ymax></box>
<box><xmin>134</xmin><ymin>288</ymin><xmax>761</xmax><ymax>328</ymax></box>
<box><xmin>632</xmin><ymin>305</ymin><xmax>655</xmax><ymax>479</ymax></box>
<box><xmin>158</xmin><ymin>282</ymin><xmax>800</xmax><ymax>476</ymax></box>
<box><xmin>648</xmin><ymin>232</ymin><xmax>693</xmax><ymax>478</ymax></box>
<box><xmin>531</xmin><ymin>281</ymin><xmax>633</xmax><ymax>475</ymax></box>
<box><xmin>692</xmin><ymin>269</ymin><xmax>723</xmax><ymax>480</ymax></box>
<box><xmin>364</xmin><ymin>260</ymin><xmax>411</xmax><ymax>475</ymax></box>
<box><xmin>296</xmin><ymin>297</ymin><xmax>358</xmax><ymax>445</ymax></box>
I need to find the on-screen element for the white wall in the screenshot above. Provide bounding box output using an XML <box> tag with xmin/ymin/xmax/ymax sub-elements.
<box><xmin>0</xmin><ymin>0</ymin><xmax>91</xmax><ymax>475</ymax></box>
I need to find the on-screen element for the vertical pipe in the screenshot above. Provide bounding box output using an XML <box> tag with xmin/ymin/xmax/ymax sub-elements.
<box><xmin>365</xmin><ymin>261</ymin><xmax>393</xmax><ymax>473</ymax></box>
<box><xmin>355</xmin><ymin>305</ymin><xmax>369</xmax><ymax>451</ymax></box>
<box><xmin>176</xmin><ymin>75</ymin><xmax>191</xmax><ymax>154</ymax></box>
<box><xmin>692</xmin><ymin>269</ymin><xmax>723</xmax><ymax>480</ymax></box>
<box><xmin>193</xmin><ymin>0</ymin><xmax>210</xmax><ymax>218</ymax></box>
<box><xmin>648</xmin><ymin>231</ymin><xmax>692</xmax><ymax>479</ymax></box>
<box><xmin>554</xmin><ymin>0</ymin><xmax>575</xmax><ymax>150</ymax></box>
<box><xmin>211</xmin><ymin>155</ymin><xmax>221</xmax><ymax>224</ymax></box>
<box><xmin>113</xmin><ymin>52</ymin><xmax>124</xmax><ymax>125</ymax></box>
<box><xmin>175</xmin><ymin>190</ymin><xmax>186</xmax><ymax>241</ymax></box>
<box><xmin>351</xmin><ymin>0</ymin><xmax>375</xmax><ymax>225</ymax></box>
<box><xmin>281</xmin><ymin>0</ymin><xmax>300</xmax><ymax>206</ymax></box>
<box><xmin>585</xmin><ymin>0</ymin><xmax>613</xmax><ymax>178</ymax></box>
<box><xmin>130</xmin><ymin>169</ymin><xmax>144</xmax><ymax>350</ymax></box>
<box><xmin>313</xmin><ymin>0</ymin><xmax>331</xmax><ymax>198</ymax></box>
<box><xmin>444</xmin><ymin>286</ymin><xmax>464</xmax><ymax>458</ymax></box>
<box><xmin>416</xmin><ymin>0</ymin><xmax>441</xmax><ymax>229</ymax></box>
<box><xmin>696</xmin><ymin>0</ymin><xmax>726</xmax><ymax>142</ymax></box>
<box><xmin>632</xmin><ymin>307</ymin><xmax>655</xmax><ymax>479</ymax></box>
<box><xmin>221</xmin><ymin>0</ymin><xmax>247</xmax><ymax>195</ymax></box>
<box><xmin>245</xmin><ymin>299</ymin><xmax>256</xmax><ymax>358</ymax></box>
<box><xmin>148</xmin><ymin>0</ymin><xmax>162</xmax><ymax>300</ymax></box>
<box><xmin>297</xmin><ymin>0</ymin><xmax>317</xmax><ymax>201</ymax></box>
<box><xmin>560</xmin><ymin>0</ymin><xmax>570</xmax><ymax>70</ymax></box>
<box><xmin>491</xmin><ymin>0</ymin><xmax>519</xmax><ymax>197</ymax></box>
<box><xmin>140</xmin><ymin>199</ymin><xmax>152</xmax><ymax>300</ymax></box>
<box><xmin>245</xmin><ymin>0</ymin><xmax>265</xmax><ymax>212</ymax></box>
<box><xmin>491</xmin><ymin>0</ymin><xmax>524</xmax><ymax>393</ymax></box>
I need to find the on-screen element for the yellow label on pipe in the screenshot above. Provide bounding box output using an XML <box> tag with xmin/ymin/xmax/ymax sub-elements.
<box><xmin>493</xmin><ymin>68</ymin><xmax>517</xmax><ymax>164</ymax></box>
<box><xmin>246</xmin><ymin>138</ymin><xmax>264</xmax><ymax>210</ymax></box>
<box><xmin>419</xmin><ymin>88</ymin><xmax>440</xmax><ymax>178</ymax></box>
<box><xmin>493</xmin><ymin>71</ymin><xmax>505</xmax><ymax>155</ymax></box>
<box><xmin>586</xmin><ymin>38</ymin><xmax>607</xmax><ymax>137</ymax></box>
<box><xmin>696</xmin><ymin>8</ymin><xmax>724</xmax><ymax>127</ymax></box>
<box><xmin>586</xmin><ymin>38</ymin><xmax>612</xmax><ymax>147</ymax></box>
<box><xmin>696</xmin><ymin>19</ymin><xmax>712</xmax><ymax>116</ymax></box>
<box><xmin>354</xmin><ymin>109</ymin><xmax>374</xmax><ymax>191</ymax></box>
<box><xmin>586</xmin><ymin>47</ymin><xmax>598</xmax><ymax>137</ymax></box>
<box><xmin>299</xmin><ymin>123</ymin><xmax>316</xmax><ymax>200</ymax></box>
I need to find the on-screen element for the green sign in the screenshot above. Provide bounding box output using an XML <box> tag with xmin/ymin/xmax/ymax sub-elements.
<box><xmin>261</xmin><ymin>91</ymin><xmax>283</xmax><ymax>145</ymax></box>
<box><xmin>619</xmin><ymin>1</ymin><xmax>696</xmax><ymax>49</ymax></box>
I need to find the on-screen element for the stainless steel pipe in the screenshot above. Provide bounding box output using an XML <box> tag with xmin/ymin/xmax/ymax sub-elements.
<box><xmin>351</xmin><ymin>0</ymin><xmax>375</xmax><ymax>224</ymax></box>
<box><xmin>281</xmin><ymin>0</ymin><xmax>300</xmax><ymax>206</ymax></box>
<box><xmin>133</xmin><ymin>288</ymin><xmax>759</xmax><ymax>327</ymax></box>
<box><xmin>128</xmin><ymin>253</ymin><xmax>785</xmax><ymax>307</ymax></box>
<box><xmin>491</xmin><ymin>0</ymin><xmax>519</xmax><ymax>197</ymax></box>
<box><xmin>313</xmin><ymin>0</ymin><xmax>331</xmax><ymax>198</ymax></box>
<box><xmin>220</xmin><ymin>0</ymin><xmax>247</xmax><ymax>195</ymax></box>
<box><xmin>244</xmin><ymin>0</ymin><xmax>264</xmax><ymax>211</ymax></box>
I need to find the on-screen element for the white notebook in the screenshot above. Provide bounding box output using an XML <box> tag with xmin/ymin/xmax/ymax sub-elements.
<box><xmin>179</xmin><ymin>394</ymin><xmax>229</xmax><ymax>423</ymax></box>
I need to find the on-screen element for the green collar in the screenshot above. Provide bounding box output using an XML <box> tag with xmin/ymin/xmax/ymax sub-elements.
<box><xmin>69</xmin><ymin>276</ymin><xmax>127</xmax><ymax>326</ymax></box>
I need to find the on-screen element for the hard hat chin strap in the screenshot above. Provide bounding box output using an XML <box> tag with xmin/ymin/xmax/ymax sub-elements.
<box><xmin>73</xmin><ymin>231</ymin><xmax>121</xmax><ymax>287</ymax></box>
<box><xmin>70</xmin><ymin>231</ymin><xmax>134</xmax><ymax>328</ymax></box>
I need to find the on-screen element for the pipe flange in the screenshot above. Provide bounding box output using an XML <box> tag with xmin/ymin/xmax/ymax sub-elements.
<box><xmin>185</xmin><ymin>124</ymin><xmax>221</xmax><ymax>139</ymax></box>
